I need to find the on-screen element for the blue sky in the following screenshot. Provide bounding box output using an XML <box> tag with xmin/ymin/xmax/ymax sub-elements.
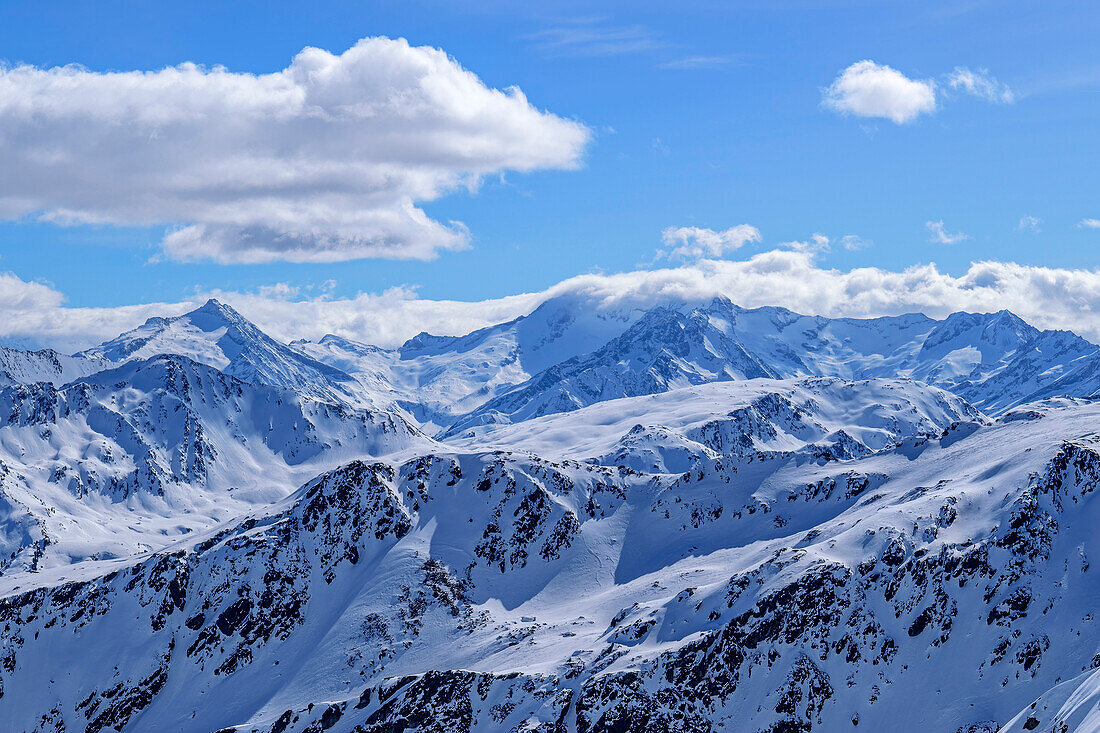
<box><xmin>0</xmin><ymin>1</ymin><xmax>1098</xmax><ymax>345</ymax></box>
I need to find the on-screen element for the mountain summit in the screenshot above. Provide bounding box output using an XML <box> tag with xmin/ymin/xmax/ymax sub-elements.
<box><xmin>82</xmin><ymin>299</ymin><xmax>365</xmax><ymax>405</ymax></box>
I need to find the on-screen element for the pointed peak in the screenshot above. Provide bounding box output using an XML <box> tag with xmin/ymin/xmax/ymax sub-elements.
<box><xmin>184</xmin><ymin>298</ymin><xmax>251</xmax><ymax>331</ymax></box>
<box><xmin>191</xmin><ymin>298</ymin><xmax>237</xmax><ymax>316</ymax></box>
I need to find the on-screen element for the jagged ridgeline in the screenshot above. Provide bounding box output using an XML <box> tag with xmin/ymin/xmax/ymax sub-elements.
<box><xmin>1</xmin><ymin>297</ymin><xmax>1099</xmax><ymax>732</ymax></box>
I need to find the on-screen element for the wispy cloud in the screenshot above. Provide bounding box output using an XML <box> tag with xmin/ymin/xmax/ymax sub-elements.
<box><xmin>1079</xmin><ymin>218</ymin><xmax>1100</xmax><ymax>229</ymax></box>
<box><xmin>839</xmin><ymin>234</ymin><xmax>872</xmax><ymax>250</ymax></box>
<box><xmin>782</xmin><ymin>233</ymin><xmax>832</xmax><ymax>254</ymax></box>
<box><xmin>658</xmin><ymin>55</ymin><xmax>743</xmax><ymax>71</ymax></box>
<box><xmin>926</xmin><ymin>220</ymin><xmax>970</xmax><ymax>244</ymax></box>
<box><xmin>527</xmin><ymin>18</ymin><xmax>739</xmax><ymax>71</ymax></box>
<box><xmin>947</xmin><ymin>67</ymin><xmax>1015</xmax><ymax>103</ymax></box>
<box><xmin>526</xmin><ymin>19</ymin><xmax>667</xmax><ymax>57</ymax></box>
<box><xmin>1017</xmin><ymin>215</ymin><xmax>1041</xmax><ymax>233</ymax></box>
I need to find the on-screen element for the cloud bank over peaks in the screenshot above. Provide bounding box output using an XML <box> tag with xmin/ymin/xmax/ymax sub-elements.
<box><xmin>0</xmin><ymin>37</ymin><xmax>590</xmax><ymax>263</ymax></box>
<box><xmin>9</xmin><ymin>246</ymin><xmax>1100</xmax><ymax>351</ymax></box>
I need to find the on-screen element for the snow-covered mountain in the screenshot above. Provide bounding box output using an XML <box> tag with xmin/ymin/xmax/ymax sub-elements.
<box><xmin>0</xmin><ymin>353</ymin><xmax>428</xmax><ymax>575</ymax></box>
<box><xmin>291</xmin><ymin>293</ymin><xmax>646</xmax><ymax>429</ymax></box>
<box><xmin>81</xmin><ymin>299</ymin><xmax>371</xmax><ymax>408</ymax></box>
<box><xmin>443</xmin><ymin>298</ymin><xmax>1099</xmax><ymax>433</ymax></box>
<box><xmin>1</xmin><ymin>295</ymin><xmax>1100</xmax><ymax>732</ymax></box>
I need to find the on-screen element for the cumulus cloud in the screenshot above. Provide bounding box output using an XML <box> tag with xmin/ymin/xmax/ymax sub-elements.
<box><xmin>1080</xmin><ymin>218</ymin><xmax>1100</xmax><ymax>229</ymax></box>
<box><xmin>12</xmin><ymin>246</ymin><xmax>1100</xmax><ymax>351</ymax></box>
<box><xmin>926</xmin><ymin>220</ymin><xmax>970</xmax><ymax>244</ymax></box>
<box><xmin>659</xmin><ymin>225</ymin><xmax>762</xmax><ymax>260</ymax></box>
<box><xmin>822</xmin><ymin>61</ymin><xmax>936</xmax><ymax>124</ymax></box>
<box><xmin>1017</xmin><ymin>216</ymin><xmax>1041</xmax><ymax>233</ymax></box>
<box><xmin>0</xmin><ymin>37</ymin><xmax>589</xmax><ymax>263</ymax></box>
<box><xmin>947</xmin><ymin>67</ymin><xmax>1015</xmax><ymax>103</ymax></box>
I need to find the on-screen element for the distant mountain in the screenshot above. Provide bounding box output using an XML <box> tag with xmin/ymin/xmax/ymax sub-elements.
<box><xmin>293</xmin><ymin>292</ymin><xmax>643</xmax><ymax>428</ymax></box>
<box><xmin>444</xmin><ymin>298</ymin><xmax>1099</xmax><ymax>433</ymax></box>
<box><xmin>82</xmin><ymin>299</ymin><xmax>368</xmax><ymax>407</ymax></box>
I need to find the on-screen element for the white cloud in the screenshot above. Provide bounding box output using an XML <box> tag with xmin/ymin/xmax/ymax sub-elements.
<box><xmin>926</xmin><ymin>220</ymin><xmax>970</xmax><ymax>244</ymax></box>
<box><xmin>948</xmin><ymin>67</ymin><xmax>1015</xmax><ymax>103</ymax></box>
<box><xmin>13</xmin><ymin>246</ymin><xmax>1100</xmax><ymax>351</ymax></box>
<box><xmin>1079</xmin><ymin>218</ymin><xmax>1100</xmax><ymax>229</ymax></box>
<box><xmin>823</xmin><ymin>61</ymin><xmax>936</xmax><ymax>124</ymax></box>
<box><xmin>0</xmin><ymin>37</ymin><xmax>589</xmax><ymax>263</ymax></box>
<box><xmin>659</xmin><ymin>225</ymin><xmax>762</xmax><ymax>260</ymax></box>
<box><xmin>1017</xmin><ymin>216</ymin><xmax>1042</xmax><ymax>233</ymax></box>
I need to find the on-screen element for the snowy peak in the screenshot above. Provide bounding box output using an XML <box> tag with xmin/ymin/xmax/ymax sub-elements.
<box><xmin>82</xmin><ymin>299</ymin><xmax>365</xmax><ymax>406</ymax></box>
<box><xmin>918</xmin><ymin>309</ymin><xmax>1037</xmax><ymax>364</ymax></box>
<box><xmin>81</xmin><ymin>298</ymin><xmax>243</xmax><ymax>367</ymax></box>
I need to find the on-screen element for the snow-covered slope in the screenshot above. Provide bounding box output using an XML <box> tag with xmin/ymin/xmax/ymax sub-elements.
<box><xmin>448</xmin><ymin>376</ymin><xmax>981</xmax><ymax>468</ymax></box>
<box><xmin>0</xmin><ymin>345</ymin><xmax>106</xmax><ymax>388</ymax></box>
<box><xmin>0</xmin><ymin>354</ymin><xmax>428</xmax><ymax>575</ymax></box>
<box><xmin>1</xmin><ymin>395</ymin><xmax>1099</xmax><ymax>731</ymax></box>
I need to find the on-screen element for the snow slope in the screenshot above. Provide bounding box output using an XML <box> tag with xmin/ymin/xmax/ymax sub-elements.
<box><xmin>449</xmin><ymin>376</ymin><xmax>981</xmax><ymax>468</ymax></box>
<box><xmin>0</xmin><ymin>345</ymin><xmax>106</xmax><ymax>388</ymax></box>
<box><xmin>1</xmin><ymin>395</ymin><xmax>1099</xmax><ymax>731</ymax></box>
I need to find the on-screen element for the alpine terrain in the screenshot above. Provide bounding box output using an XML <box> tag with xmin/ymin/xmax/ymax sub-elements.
<box><xmin>2</xmin><ymin>297</ymin><xmax>1099</xmax><ymax>733</ymax></box>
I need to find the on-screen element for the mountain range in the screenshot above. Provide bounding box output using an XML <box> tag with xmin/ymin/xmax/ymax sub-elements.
<box><xmin>1</xmin><ymin>296</ymin><xmax>1099</xmax><ymax>732</ymax></box>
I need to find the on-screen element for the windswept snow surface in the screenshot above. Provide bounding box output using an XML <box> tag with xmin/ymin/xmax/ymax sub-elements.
<box><xmin>0</xmin><ymin>297</ymin><xmax>1099</xmax><ymax>732</ymax></box>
